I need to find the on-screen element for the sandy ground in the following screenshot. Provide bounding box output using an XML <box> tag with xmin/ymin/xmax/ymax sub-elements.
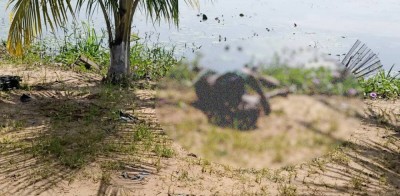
<box><xmin>0</xmin><ymin>64</ymin><xmax>399</xmax><ymax>195</ymax></box>
<box><xmin>156</xmin><ymin>87</ymin><xmax>365</xmax><ymax>169</ymax></box>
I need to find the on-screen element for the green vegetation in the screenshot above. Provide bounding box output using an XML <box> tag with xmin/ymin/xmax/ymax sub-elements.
<box><xmin>6</xmin><ymin>0</ymin><xmax>198</xmax><ymax>83</ymax></box>
<box><xmin>3</xmin><ymin>22</ymin><xmax>397</xmax><ymax>98</ymax></box>
<box><xmin>262</xmin><ymin>65</ymin><xmax>362</xmax><ymax>96</ymax></box>
<box><xmin>278</xmin><ymin>183</ymin><xmax>297</xmax><ymax>196</ymax></box>
<box><xmin>166</xmin><ymin>56</ymin><xmax>202</xmax><ymax>83</ymax></box>
<box><xmin>359</xmin><ymin>68</ymin><xmax>400</xmax><ymax>99</ymax></box>
<box><xmin>1</xmin><ymin>23</ymin><xmax>178</xmax><ymax>81</ymax></box>
<box><xmin>130</xmin><ymin>41</ymin><xmax>178</xmax><ymax>80</ymax></box>
<box><xmin>154</xmin><ymin>144</ymin><xmax>175</xmax><ymax>158</ymax></box>
<box><xmin>54</xmin><ymin>22</ymin><xmax>109</xmax><ymax>67</ymax></box>
<box><xmin>166</xmin><ymin>61</ymin><xmax>399</xmax><ymax>99</ymax></box>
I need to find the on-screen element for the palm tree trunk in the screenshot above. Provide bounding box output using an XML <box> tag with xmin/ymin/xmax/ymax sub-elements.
<box><xmin>106</xmin><ymin>0</ymin><xmax>133</xmax><ymax>84</ymax></box>
<box><xmin>107</xmin><ymin>41</ymin><xmax>130</xmax><ymax>83</ymax></box>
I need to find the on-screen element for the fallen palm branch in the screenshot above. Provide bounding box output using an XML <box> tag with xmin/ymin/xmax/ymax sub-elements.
<box><xmin>341</xmin><ymin>40</ymin><xmax>383</xmax><ymax>78</ymax></box>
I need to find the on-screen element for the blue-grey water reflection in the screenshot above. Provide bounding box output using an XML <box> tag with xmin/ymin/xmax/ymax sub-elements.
<box><xmin>1</xmin><ymin>0</ymin><xmax>399</xmax><ymax>71</ymax></box>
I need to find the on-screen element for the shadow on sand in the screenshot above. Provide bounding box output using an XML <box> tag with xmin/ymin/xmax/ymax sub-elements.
<box><xmin>0</xmin><ymin>77</ymin><xmax>164</xmax><ymax>195</ymax></box>
<box><xmin>299</xmin><ymin>111</ymin><xmax>399</xmax><ymax>195</ymax></box>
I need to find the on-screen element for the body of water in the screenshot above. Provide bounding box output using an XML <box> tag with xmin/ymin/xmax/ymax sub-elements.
<box><xmin>1</xmin><ymin>0</ymin><xmax>399</xmax><ymax>71</ymax></box>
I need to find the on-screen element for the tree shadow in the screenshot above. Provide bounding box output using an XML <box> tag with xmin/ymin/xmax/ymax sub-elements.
<box><xmin>94</xmin><ymin>87</ymin><xmax>168</xmax><ymax>196</ymax></box>
<box><xmin>1</xmin><ymin>88</ymin><xmax>89</xmax><ymax>194</ymax></box>
<box><xmin>364</xmin><ymin>106</ymin><xmax>400</xmax><ymax>132</ymax></box>
<box><xmin>0</xmin><ymin>78</ymin><xmax>164</xmax><ymax>195</ymax></box>
<box><xmin>298</xmin><ymin>118</ymin><xmax>400</xmax><ymax>195</ymax></box>
<box><xmin>313</xmin><ymin>96</ymin><xmax>399</xmax><ymax>131</ymax></box>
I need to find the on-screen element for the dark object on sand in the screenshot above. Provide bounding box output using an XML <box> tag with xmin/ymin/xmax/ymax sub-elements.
<box><xmin>119</xmin><ymin>110</ymin><xmax>139</xmax><ymax>123</ymax></box>
<box><xmin>193</xmin><ymin>70</ymin><xmax>271</xmax><ymax>115</ymax></box>
<box><xmin>193</xmin><ymin>89</ymin><xmax>290</xmax><ymax>130</ymax></box>
<box><xmin>187</xmin><ymin>153</ymin><xmax>198</xmax><ymax>158</ymax></box>
<box><xmin>194</xmin><ymin>94</ymin><xmax>262</xmax><ymax>130</ymax></box>
<box><xmin>341</xmin><ymin>40</ymin><xmax>382</xmax><ymax>78</ymax></box>
<box><xmin>202</xmin><ymin>14</ymin><xmax>208</xmax><ymax>21</ymax></box>
<box><xmin>122</xmin><ymin>171</ymin><xmax>146</xmax><ymax>181</ymax></box>
<box><xmin>71</xmin><ymin>55</ymin><xmax>100</xmax><ymax>70</ymax></box>
<box><xmin>20</xmin><ymin>94</ymin><xmax>32</xmax><ymax>103</ymax></box>
<box><xmin>0</xmin><ymin>76</ymin><xmax>21</xmax><ymax>91</ymax></box>
<box><xmin>193</xmin><ymin>68</ymin><xmax>289</xmax><ymax>130</ymax></box>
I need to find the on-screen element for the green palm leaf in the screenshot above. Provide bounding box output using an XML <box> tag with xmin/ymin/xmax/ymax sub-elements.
<box><xmin>7</xmin><ymin>0</ymin><xmax>73</xmax><ymax>56</ymax></box>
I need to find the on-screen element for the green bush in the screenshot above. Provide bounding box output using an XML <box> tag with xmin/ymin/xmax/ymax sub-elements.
<box><xmin>166</xmin><ymin>61</ymin><xmax>197</xmax><ymax>82</ymax></box>
<box><xmin>54</xmin><ymin>22</ymin><xmax>109</xmax><ymax>68</ymax></box>
<box><xmin>130</xmin><ymin>42</ymin><xmax>178</xmax><ymax>80</ymax></box>
<box><xmin>1</xmin><ymin>38</ymin><xmax>52</xmax><ymax>64</ymax></box>
<box><xmin>1</xmin><ymin>22</ymin><xmax>179</xmax><ymax>81</ymax></box>
<box><xmin>262</xmin><ymin>65</ymin><xmax>362</xmax><ymax>96</ymax></box>
<box><xmin>359</xmin><ymin>70</ymin><xmax>400</xmax><ymax>99</ymax></box>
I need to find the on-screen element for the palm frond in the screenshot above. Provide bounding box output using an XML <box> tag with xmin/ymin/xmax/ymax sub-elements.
<box><xmin>6</xmin><ymin>0</ymin><xmax>199</xmax><ymax>55</ymax></box>
<box><xmin>76</xmin><ymin>0</ymin><xmax>119</xmax><ymax>43</ymax></box>
<box><xmin>341</xmin><ymin>40</ymin><xmax>383</xmax><ymax>78</ymax></box>
<box><xmin>141</xmin><ymin>0</ymin><xmax>198</xmax><ymax>25</ymax></box>
<box><xmin>6</xmin><ymin>0</ymin><xmax>73</xmax><ymax>56</ymax></box>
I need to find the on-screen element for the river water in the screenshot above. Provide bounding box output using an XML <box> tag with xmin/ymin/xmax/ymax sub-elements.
<box><xmin>1</xmin><ymin>0</ymin><xmax>399</xmax><ymax>71</ymax></box>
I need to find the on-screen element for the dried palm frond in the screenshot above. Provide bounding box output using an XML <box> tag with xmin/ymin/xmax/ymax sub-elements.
<box><xmin>386</xmin><ymin>64</ymin><xmax>400</xmax><ymax>81</ymax></box>
<box><xmin>341</xmin><ymin>40</ymin><xmax>383</xmax><ymax>78</ymax></box>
